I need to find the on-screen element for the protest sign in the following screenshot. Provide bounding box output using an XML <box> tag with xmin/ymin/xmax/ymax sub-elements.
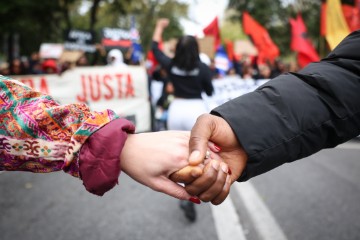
<box><xmin>64</xmin><ymin>29</ymin><xmax>96</xmax><ymax>53</ymax></box>
<box><xmin>39</xmin><ymin>43</ymin><xmax>64</xmax><ymax>59</ymax></box>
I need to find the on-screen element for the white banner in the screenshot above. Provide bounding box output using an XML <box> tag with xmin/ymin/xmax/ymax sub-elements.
<box><xmin>12</xmin><ymin>66</ymin><xmax>151</xmax><ymax>133</ymax></box>
<box><xmin>202</xmin><ymin>76</ymin><xmax>269</xmax><ymax>110</ymax></box>
<box><xmin>151</xmin><ymin>76</ymin><xmax>269</xmax><ymax>111</ymax></box>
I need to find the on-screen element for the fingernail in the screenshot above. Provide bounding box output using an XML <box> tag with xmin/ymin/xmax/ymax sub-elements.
<box><xmin>228</xmin><ymin>168</ymin><xmax>232</xmax><ymax>175</ymax></box>
<box><xmin>189</xmin><ymin>150</ymin><xmax>200</xmax><ymax>162</ymax></box>
<box><xmin>220</xmin><ymin>162</ymin><xmax>228</xmax><ymax>173</ymax></box>
<box><xmin>212</xmin><ymin>160</ymin><xmax>220</xmax><ymax>170</ymax></box>
<box><xmin>189</xmin><ymin>197</ymin><xmax>201</xmax><ymax>204</ymax></box>
<box><xmin>214</xmin><ymin>144</ymin><xmax>221</xmax><ymax>152</ymax></box>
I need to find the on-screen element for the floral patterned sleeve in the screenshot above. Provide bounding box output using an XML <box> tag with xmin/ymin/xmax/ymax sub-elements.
<box><xmin>0</xmin><ymin>76</ymin><xmax>135</xmax><ymax>195</ymax></box>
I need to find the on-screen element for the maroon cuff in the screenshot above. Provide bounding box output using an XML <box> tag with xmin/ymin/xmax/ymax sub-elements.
<box><xmin>79</xmin><ymin>118</ymin><xmax>135</xmax><ymax>196</ymax></box>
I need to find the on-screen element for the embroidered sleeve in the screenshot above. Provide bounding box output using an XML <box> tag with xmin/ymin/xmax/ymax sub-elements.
<box><xmin>0</xmin><ymin>76</ymin><xmax>118</xmax><ymax>178</ymax></box>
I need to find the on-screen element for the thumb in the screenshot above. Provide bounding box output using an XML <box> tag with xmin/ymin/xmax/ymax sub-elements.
<box><xmin>189</xmin><ymin>114</ymin><xmax>215</xmax><ymax>166</ymax></box>
<box><xmin>157</xmin><ymin>178</ymin><xmax>198</xmax><ymax>202</ymax></box>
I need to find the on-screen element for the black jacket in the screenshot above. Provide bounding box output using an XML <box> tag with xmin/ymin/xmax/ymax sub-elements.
<box><xmin>152</xmin><ymin>41</ymin><xmax>214</xmax><ymax>99</ymax></box>
<box><xmin>212</xmin><ymin>30</ymin><xmax>360</xmax><ymax>181</ymax></box>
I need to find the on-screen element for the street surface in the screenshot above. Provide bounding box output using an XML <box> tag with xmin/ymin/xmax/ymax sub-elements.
<box><xmin>1</xmin><ymin>140</ymin><xmax>359</xmax><ymax>240</ymax></box>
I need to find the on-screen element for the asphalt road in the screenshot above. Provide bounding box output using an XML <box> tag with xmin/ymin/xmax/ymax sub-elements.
<box><xmin>0</xmin><ymin>171</ymin><xmax>217</xmax><ymax>240</ymax></box>
<box><xmin>248</xmin><ymin>141</ymin><xmax>360</xmax><ymax>240</ymax></box>
<box><xmin>1</xmin><ymin>140</ymin><xmax>360</xmax><ymax>240</ymax></box>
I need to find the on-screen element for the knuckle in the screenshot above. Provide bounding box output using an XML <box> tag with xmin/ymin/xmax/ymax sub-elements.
<box><xmin>172</xmin><ymin>188</ymin><xmax>185</xmax><ymax>199</ymax></box>
<box><xmin>204</xmin><ymin>169</ymin><xmax>218</xmax><ymax>182</ymax></box>
<box><xmin>189</xmin><ymin>135</ymin><xmax>203</xmax><ymax>146</ymax></box>
<box><xmin>199</xmin><ymin>193</ymin><xmax>212</xmax><ymax>202</ymax></box>
<box><xmin>185</xmin><ymin>185</ymin><xmax>198</xmax><ymax>196</ymax></box>
<box><xmin>173</xmin><ymin>150</ymin><xmax>186</xmax><ymax>163</ymax></box>
<box><xmin>211</xmin><ymin>198</ymin><xmax>224</xmax><ymax>205</ymax></box>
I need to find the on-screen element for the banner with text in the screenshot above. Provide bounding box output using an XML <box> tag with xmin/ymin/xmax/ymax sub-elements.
<box><xmin>151</xmin><ymin>75</ymin><xmax>269</xmax><ymax>112</ymax></box>
<box><xmin>202</xmin><ymin>76</ymin><xmax>269</xmax><ymax>110</ymax></box>
<box><xmin>12</xmin><ymin>66</ymin><xmax>151</xmax><ymax>132</ymax></box>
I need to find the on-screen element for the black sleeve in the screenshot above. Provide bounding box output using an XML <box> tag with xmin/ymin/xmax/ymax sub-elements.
<box><xmin>200</xmin><ymin>63</ymin><xmax>214</xmax><ymax>96</ymax></box>
<box><xmin>211</xmin><ymin>30</ymin><xmax>360</xmax><ymax>181</ymax></box>
<box><xmin>151</xmin><ymin>41</ymin><xmax>171</xmax><ymax>69</ymax></box>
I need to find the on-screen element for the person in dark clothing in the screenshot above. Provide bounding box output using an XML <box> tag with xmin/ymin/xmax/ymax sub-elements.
<box><xmin>152</xmin><ymin>18</ymin><xmax>214</xmax><ymax>131</ymax></box>
<box><xmin>171</xmin><ymin>30</ymin><xmax>360</xmax><ymax>204</ymax></box>
<box><xmin>151</xmin><ymin>18</ymin><xmax>214</xmax><ymax>222</ymax></box>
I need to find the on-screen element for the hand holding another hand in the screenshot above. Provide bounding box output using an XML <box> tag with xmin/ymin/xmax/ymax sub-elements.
<box><xmin>172</xmin><ymin>114</ymin><xmax>248</xmax><ymax>205</ymax></box>
<box><xmin>120</xmin><ymin>130</ymin><xmax>232</xmax><ymax>205</ymax></box>
<box><xmin>120</xmin><ymin>131</ymin><xmax>198</xmax><ymax>201</ymax></box>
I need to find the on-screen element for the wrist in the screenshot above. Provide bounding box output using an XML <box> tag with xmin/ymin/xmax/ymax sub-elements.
<box><xmin>119</xmin><ymin>133</ymin><xmax>136</xmax><ymax>173</ymax></box>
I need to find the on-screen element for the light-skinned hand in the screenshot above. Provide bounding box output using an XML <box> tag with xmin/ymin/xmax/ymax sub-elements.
<box><xmin>120</xmin><ymin>131</ymin><xmax>203</xmax><ymax>201</ymax></box>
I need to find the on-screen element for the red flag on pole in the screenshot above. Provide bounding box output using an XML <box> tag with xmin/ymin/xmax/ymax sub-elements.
<box><xmin>290</xmin><ymin>14</ymin><xmax>320</xmax><ymax>68</ymax></box>
<box><xmin>242</xmin><ymin>12</ymin><xmax>279</xmax><ymax>64</ymax></box>
<box><xmin>203</xmin><ymin>16</ymin><xmax>221</xmax><ymax>51</ymax></box>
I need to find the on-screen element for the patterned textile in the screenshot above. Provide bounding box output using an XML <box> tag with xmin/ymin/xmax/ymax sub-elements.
<box><xmin>0</xmin><ymin>75</ymin><xmax>118</xmax><ymax>178</ymax></box>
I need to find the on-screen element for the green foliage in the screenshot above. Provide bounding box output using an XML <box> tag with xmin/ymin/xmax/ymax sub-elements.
<box><xmin>0</xmin><ymin>0</ymin><xmax>66</xmax><ymax>55</ymax></box>
<box><xmin>130</xmin><ymin>0</ymin><xmax>188</xmax><ymax>52</ymax></box>
<box><xmin>0</xmin><ymin>0</ymin><xmax>187</xmax><ymax>58</ymax></box>
<box><xmin>221</xmin><ymin>10</ymin><xmax>247</xmax><ymax>42</ymax></box>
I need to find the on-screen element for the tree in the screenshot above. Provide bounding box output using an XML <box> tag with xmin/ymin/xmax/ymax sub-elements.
<box><xmin>128</xmin><ymin>0</ymin><xmax>188</xmax><ymax>52</ymax></box>
<box><xmin>0</xmin><ymin>0</ymin><xmax>188</xmax><ymax>60</ymax></box>
<box><xmin>0</xmin><ymin>0</ymin><xmax>66</xmax><ymax>58</ymax></box>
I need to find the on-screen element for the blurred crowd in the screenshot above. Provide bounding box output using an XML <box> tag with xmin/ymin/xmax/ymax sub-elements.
<box><xmin>149</xmin><ymin>49</ymin><xmax>301</xmax><ymax>133</ymax></box>
<box><xmin>0</xmin><ymin>45</ymin><xmax>141</xmax><ymax>76</ymax></box>
<box><xmin>0</xmin><ymin>46</ymin><xmax>300</xmax><ymax>81</ymax></box>
<box><xmin>210</xmin><ymin>55</ymin><xmax>299</xmax><ymax>81</ymax></box>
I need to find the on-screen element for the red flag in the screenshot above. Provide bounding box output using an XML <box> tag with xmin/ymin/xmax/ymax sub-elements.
<box><xmin>242</xmin><ymin>12</ymin><xmax>279</xmax><ymax>64</ymax></box>
<box><xmin>290</xmin><ymin>14</ymin><xmax>320</xmax><ymax>68</ymax></box>
<box><xmin>224</xmin><ymin>40</ymin><xmax>235</xmax><ymax>61</ymax></box>
<box><xmin>342</xmin><ymin>4</ymin><xmax>360</xmax><ymax>31</ymax></box>
<box><xmin>203</xmin><ymin>16</ymin><xmax>221</xmax><ymax>50</ymax></box>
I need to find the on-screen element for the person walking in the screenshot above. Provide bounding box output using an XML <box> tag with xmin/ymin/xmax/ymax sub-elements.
<box><xmin>151</xmin><ymin>18</ymin><xmax>214</xmax><ymax>222</ymax></box>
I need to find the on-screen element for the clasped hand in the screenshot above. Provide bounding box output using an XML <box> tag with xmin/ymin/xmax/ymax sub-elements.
<box><xmin>120</xmin><ymin>114</ymin><xmax>248</xmax><ymax>205</ymax></box>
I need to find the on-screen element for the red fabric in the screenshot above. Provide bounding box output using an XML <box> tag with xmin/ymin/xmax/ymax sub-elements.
<box><xmin>357</xmin><ymin>0</ymin><xmax>360</xmax><ymax>31</ymax></box>
<box><xmin>147</xmin><ymin>41</ymin><xmax>164</xmax><ymax>75</ymax></box>
<box><xmin>290</xmin><ymin>14</ymin><xmax>320</xmax><ymax>68</ymax></box>
<box><xmin>342</xmin><ymin>4</ymin><xmax>360</xmax><ymax>31</ymax></box>
<box><xmin>79</xmin><ymin>118</ymin><xmax>135</xmax><ymax>196</ymax></box>
<box><xmin>203</xmin><ymin>16</ymin><xmax>221</xmax><ymax>50</ymax></box>
<box><xmin>242</xmin><ymin>12</ymin><xmax>279</xmax><ymax>64</ymax></box>
<box><xmin>102</xmin><ymin>39</ymin><xmax>132</xmax><ymax>47</ymax></box>
<box><xmin>320</xmin><ymin>3</ymin><xmax>360</xmax><ymax>36</ymax></box>
<box><xmin>224</xmin><ymin>40</ymin><xmax>235</xmax><ymax>61</ymax></box>
<box><xmin>42</xmin><ymin>59</ymin><xmax>58</xmax><ymax>73</ymax></box>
